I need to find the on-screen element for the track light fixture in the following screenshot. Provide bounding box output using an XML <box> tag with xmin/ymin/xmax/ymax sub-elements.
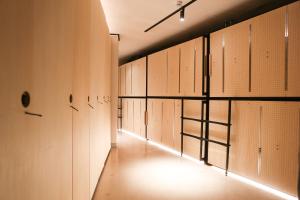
<box><xmin>180</xmin><ymin>8</ymin><xmax>185</xmax><ymax>22</ymax></box>
<box><xmin>144</xmin><ymin>0</ymin><xmax>198</xmax><ymax>32</ymax></box>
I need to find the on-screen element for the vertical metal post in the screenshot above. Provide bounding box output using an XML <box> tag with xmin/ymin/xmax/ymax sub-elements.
<box><xmin>200</xmin><ymin>100</ymin><xmax>205</xmax><ymax>160</ymax></box>
<box><xmin>145</xmin><ymin>56</ymin><xmax>149</xmax><ymax>140</ymax></box>
<box><xmin>225</xmin><ymin>99</ymin><xmax>232</xmax><ymax>176</ymax></box>
<box><xmin>204</xmin><ymin>35</ymin><xmax>210</xmax><ymax>164</ymax></box>
<box><xmin>181</xmin><ymin>98</ymin><xmax>184</xmax><ymax>157</ymax></box>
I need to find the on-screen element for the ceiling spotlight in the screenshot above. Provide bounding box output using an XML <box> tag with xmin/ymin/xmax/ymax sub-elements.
<box><xmin>180</xmin><ymin>8</ymin><xmax>185</xmax><ymax>22</ymax></box>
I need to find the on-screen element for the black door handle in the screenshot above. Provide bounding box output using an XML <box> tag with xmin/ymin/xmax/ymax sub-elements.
<box><xmin>88</xmin><ymin>104</ymin><xmax>95</xmax><ymax>109</ymax></box>
<box><xmin>70</xmin><ymin>105</ymin><xmax>79</xmax><ymax>112</ymax></box>
<box><xmin>24</xmin><ymin>111</ymin><xmax>43</xmax><ymax>117</ymax></box>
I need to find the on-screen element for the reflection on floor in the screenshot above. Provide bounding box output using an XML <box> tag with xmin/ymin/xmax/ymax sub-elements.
<box><xmin>93</xmin><ymin>131</ymin><xmax>284</xmax><ymax>200</ymax></box>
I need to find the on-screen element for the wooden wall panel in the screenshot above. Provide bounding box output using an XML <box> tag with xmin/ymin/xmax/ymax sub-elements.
<box><xmin>195</xmin><ymin>38</ymin><xmax>203</xmax><ymax>96</ymax></box>
<box><xmin>174</xmin><ymin>100</ymin><xmax>182</xmax><ymax>152</ymax></box>
<box><xmin>260</xmin><ymin>102</ymin><xmax>299</xmax><ymax>196</ymax></box>
<box><xmin>287</xmin><ymin>1</ymin><xmax>300</xmax><ymax>96</ymax></box>
<box><xmin>147</xmin><ymin>100</ymin><xmax>163</xmax><ymax>143</ymax></box>
<box><xmin>132</xmin><ymin>57</ymin><xmax>146</xmax><ymax>96</ymax></box>
<box><xmin>251</xmin><ymin>7</ymin><xmax>285</xmax><ymax>96</ymax></box>
<box><xmin>208</xmin><ymin>101</ymin><xmax>228</xmax><ymax>168</ymax></box>
<box><xmin>180</xmin><ymin>39</ymin><xmax>196</xmax><ymax>96</ymax></box>
<box><xmin>119</xmin><ymin>66</ymin><xmax>126</xmax><ymax>96</ymax></box>
<box><xmin>183</xmin><ymin>137</ymin><xmax>201</xmax><ymax>159</ymax></box>
<box><xmin>133</xmin><ymin>99</ymin><xmax>145</xmax><ymax>137</ymax></box>
<box><xmin>125</xmin><ymin>63</ymin><xmax>132</xmax><ymax>96</ymax></box>
<box><xmin>229</xmin><ymin>102</ymin><xmax>260</xmax><ymax>180</ymax></box>
<box><xmin>224</xmin><ymin>20</ymin><xmax>250</xmax><ymax>96</ymax></box>
<box><xmin>161</xmin><ymin>100</ymin><xmax>175</xmax><ymax>148</ymax></box>
<box><xmin>210</xmin><ymin>30</ymin><xmax>224</xmax><ymax>96</ymax></box>
<box><xmin>148</xmin><ymin>51</ymin><xmax>167</xmax><ymax>96</ymax></box>
<box><xmin>127</xmin><ymin>99</ymin><xmax>134</xmax><ymax>132</ymax></box>
<box><xmin>167</xmin><ymin>46</ymin><xmax>180</xmax><ymax>96</ymax></box>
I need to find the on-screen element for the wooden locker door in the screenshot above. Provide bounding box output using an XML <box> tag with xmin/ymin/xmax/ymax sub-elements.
<box><xmin>125</xmin><ymin>64</ymin><xmax>132</xmax><ymax>96</ymax></box>
<box><xmin>119</xmin><ymin>66</ymin><xmax>126</xmax><ymax>96</ymax></box>
<box><xmin>140</xmin><ymin>99</ymin><xmax>146</xmax><ymax>138</ymax></box>
<box><xmin>147</xmin><ymin>100</ymin><xmax>163</xmax><ymax>143</ymax></box>
<box><xmin>148</xmin><ymin>50</ymin><xmax>167</xmax><ymax>96</ymax></box>
<box><xmin>180</xmin><ymin>39</ymin><xmax>196</xmax><ymax>96</ymax></box>
<box><xmin>0</xmin><ymin>2</ymin><xmax>38</xmax><ymax>199</ymax></box>
<box><xmin>260</xmin><ymin>102</ymin><xmax>299</xmax><ymax>196</ymax></box>
<box><xmin>208</xmin><ymin>101</ymin><xmax>228</xmax><ymax>168</ymax></box>
<box><xmin>195</xmin><ymin>37</ymin><xmax>203</xmax><ymax>96</ymax></box>
<box><xmin>127</xmin><ymin>99</ymin><xmax>134</xmax><ymax>132</ymax></box>
<box><xmin>251</xmin><ymin>7</ymin><xmax>285</xmax><ymax>96</ymax></box>
<box><xmin>224</xmin><ymin>20</ymin><xmax>251</xmax><ymax>97</ymax></box>
<box><xmin>72</xmin><ymin>0</ymin><xmax>91</xmax><ymax>198</ymax></box>
<box><xmin>174</xmin><ymin>100</ymin><xmax>182</xmax><ymax>152</ymax></box>
<box><xmin>122</xmin><ymin>99</ymin><xmax>128</xmax><ymax>130</ymax></box>
<box><xmin>30</xmin><ymin>0</ymin><xmax>76</xmax><ymax>199</ymax></box>
<box><xmin>229</xmin><ymin>102</ymin><xmax>260</xmax><ymax>180</ymax></box>
<box><xmin>161</xmin><ymin>100</ymin><xmax>175</xmax><ymax>148</ymax></box>
<box><xmin>287</xmin><ymin>1</ymin><xmax>300</xmax><ymax>96</ymax></box>
<box><xmin>132</xmin><ymin>58</ymin><xmax>146</xmax><ymax>96</ymax></box>
<box><xmin>167</xmin><ymin>46</ymin><xmax>180</xmax><ymax>96</ymax></box>
<box><xmin>133</xmin><ymin>99</ymin><xmax>141</xmax><ymax>136</ymax></box>
<box><xmin>210</xmin><ymin>30</ymin><xmax>224</xmax><ymax>97</ymax></box>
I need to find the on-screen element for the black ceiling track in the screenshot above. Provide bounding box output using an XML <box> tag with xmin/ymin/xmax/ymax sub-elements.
<box><xmin>144</xmin><ymin>0</ymin><xmax>198</xmax><ymax>33</ymax></box>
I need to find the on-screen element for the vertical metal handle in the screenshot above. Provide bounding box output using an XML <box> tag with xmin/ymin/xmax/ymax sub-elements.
<box><xmin>258</xmin><ymin>106</ymin><xmax>263</xmax><ymax>175</ymax></box>
<box><xmin>144</xmin><ymin>110</ymin><xmax>148</xmax><ymax>126</ymax></box>
<box><xmin>209</xmin><ymin>54</ymin><xmax>212</xmax><ymax>76</ymax></box>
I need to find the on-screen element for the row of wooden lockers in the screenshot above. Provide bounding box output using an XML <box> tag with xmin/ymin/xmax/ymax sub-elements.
<box><xmin>120</xmin><ymin>98</ymin><xmax>299</xmax><ymax>196</ymax></box>
<box><xmin>0</xmin><ymin>0</ymin><xmax>113</xmax><ymax>198</ymax></box>
<box><xmin>119</xmin><ymin>1</ymin><xmax>300</xmax><ymax>97</ymax></box>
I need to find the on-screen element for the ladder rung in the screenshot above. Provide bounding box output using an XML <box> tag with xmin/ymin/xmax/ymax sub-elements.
<box><xmin>181</xmin><ymin>132</ymin><xmax>230</xmax><ymax>147</ymax></box>
<box><xmin>182</xmin><ymin>117</ymin><xmax>231</xmax><ymax>126</ymax></box>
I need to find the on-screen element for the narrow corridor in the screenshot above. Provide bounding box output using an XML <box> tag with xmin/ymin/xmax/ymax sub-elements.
<box><xmin>93</xmin><ymin>132</ymin><xmax>283</xmax><ymax>200</ymax></box>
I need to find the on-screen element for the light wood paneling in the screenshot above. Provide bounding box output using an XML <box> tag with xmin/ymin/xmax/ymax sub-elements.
<box><xmin>132</xmin><ymin>57</ymin><xmax>146</xmax><ymax>96</ymax></box>
<box><xmin>195</xmin><ymin>37</ymin><xmax>203</xmax><ymax>96</ymax></box>
<box><xmin>119</xmin><ymin>66</ymin><xmax>126</xmax><ymax>96</ymax></box>
<box><xmin>251</xmin><ymin>7</ymin><xmax>285</xmax><ymax>96</ymax></box>
<box><xmin>180</xmin><ymin>39</ymin><xmax>197</xmax><ymax>96</ymax></box>
<box><xmin>167</xmin><ymin>46</ymin><xmax>180</xmax><ymax>96</ymax></box>
<box><xmin>229</xmin><ymin>102</ymin><xmax>260</xmax><ymax>180</ymax></box>
<box><xmin>127</xmin><ymin>99</ymin><xmax>134</xmax><ymax>132</ymax></box>
<box><xmin>208</xmin><ymin>101</ymin><xmax>228</xmax><ymax>168</ymax></box>
<box><xmin>125</xmin><ymin>63</ymin><xmax>132</xmax><ymax>96</ymax></box>
<box><xmin>161</xmin><ymin>100</ymin><xmax>175</xmax><ymax>148</ymax></box>
<box><xmin>210</xmin><ymin>30</ymin><xmax>224</xmax><ymax>96</ymax></box>
<box><xmin>148</xmin><ymin>100</ymin><xmax>163</xmax><ymax>143</ymax></box>
<box><xmin>287</xmin><ymin>1</ymin><xmax>300</xmax><ymax>96</ymax></box>
<box><xmin>174</xmin><ymin>100</ymin><xmax>182</xmax><ymax>152</ymax></box>
<box><xmin>133</xmin><ymin>99</ymin><xmax>145</xmax><ymax>137</ymax></box>
<box><xmin>224</xmin><ymin>20</ymin><xmax>251</xmax><ymax>96</ymax></box>
<box><xmin>148</xmin><ymin>50</ymin><xmax>168</xmax><ymax>96</ymax></box>
<box><xmin>260</xmin><ymin>102</ymin><xmax>299</xmax><ymax>196</ymax></box>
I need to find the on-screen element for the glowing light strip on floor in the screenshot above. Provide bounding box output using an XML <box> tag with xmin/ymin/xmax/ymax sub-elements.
<box><xmin>121</xmin><ymin>130</ymin><xmax>298</xmax><ymax>200</ymax></box>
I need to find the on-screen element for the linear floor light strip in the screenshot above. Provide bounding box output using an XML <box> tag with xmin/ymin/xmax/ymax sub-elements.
<box><xmin>121</xmin><ymin>129</ymin><xmax>298</xmax><ymax>200</ymax></box>
<box><xmin>119</xmin><ymin>129</ymin><xmax>147</xmax><ymax>142</ymax></box>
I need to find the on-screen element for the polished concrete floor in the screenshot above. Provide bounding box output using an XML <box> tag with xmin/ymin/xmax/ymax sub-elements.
<box><xmin>93</xmin><ymin>132</ymin><xmax>283</xmax><ymax>200</ymax></box>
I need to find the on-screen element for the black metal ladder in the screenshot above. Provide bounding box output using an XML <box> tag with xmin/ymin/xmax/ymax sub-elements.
<box><xmin>180</xmin><ymin>99</ymin><xmax>232</xmax><ymax>175</ymax></box>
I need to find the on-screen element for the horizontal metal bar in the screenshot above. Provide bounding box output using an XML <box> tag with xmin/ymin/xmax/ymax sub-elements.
<box><xmin>182</xmin><ymin>132</ymin><xmax>230</xmax><ymax>147</ymax></box>
<box><xmin>118</xmin><ymin>96</ymin><xmax>300</xmax><ymax>102</ymax></box>
<box><xmin>210</xmin><ymin>96</ymin><xmax>300</xmax><ymax>102</ymax></box>
<box><xmin>70</xmin><ymin>105</ymin><xmax>79</xmax><ymax>112</ymax></box>
<box><xmin>144</xmin><ymin>0</ymin><xmax>198</xmax><ymax>32</ymax></box>
<box><xmin>182</xmin><ymin>117</ymin><xmax>231</xmax><ymax>126</ymax></box>
<box><xmin>24</xmin><ymin>111</ymin><xmax>43</xmax><ymax>117</ymax></box>
<box><xmin>118</xmin><ymin>96</ymin><xmax>207</xmax><ymax>100</ymax></box>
